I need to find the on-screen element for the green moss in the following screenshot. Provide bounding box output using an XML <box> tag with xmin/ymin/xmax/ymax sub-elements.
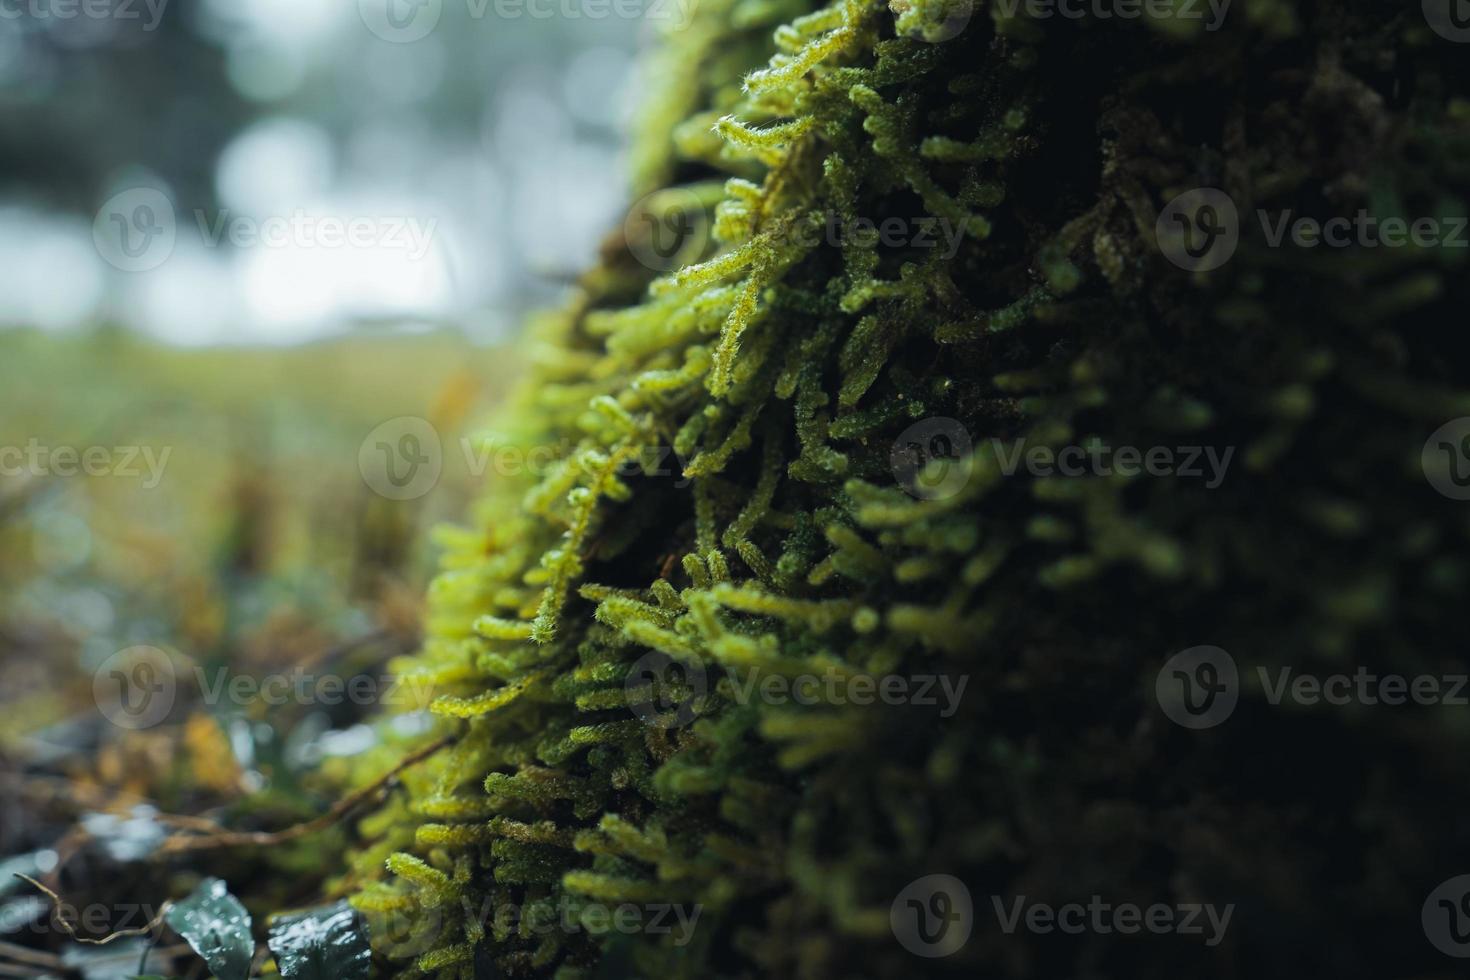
<box><xmin>347</xmin><ymin>0</ymin><xmax>1470</xmax><ymax>976</ymax></box>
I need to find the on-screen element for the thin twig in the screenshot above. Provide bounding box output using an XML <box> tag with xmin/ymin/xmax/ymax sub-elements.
<box><xmin>11</xmin><ymin>875</ymin><xmax>171</xmax><ymax>946</ymax></box>
<box><xmin>158</xmin><ymin>733</ymin><xmax>453</xmax><ymax>854</ymax></box>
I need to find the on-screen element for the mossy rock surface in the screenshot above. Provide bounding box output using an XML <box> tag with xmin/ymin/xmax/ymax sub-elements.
<box><xmin>347</xmin><ymin>1</ymin><xmax>1470</xmax><ymax>976</ymax></box>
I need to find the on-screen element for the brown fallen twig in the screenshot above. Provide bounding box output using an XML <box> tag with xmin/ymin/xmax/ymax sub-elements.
<box><xmin>11</xmin><ymin>875</ymin><xmax>171</xmax><ymax>946</ymax></box>
<box><xmin>157</xmin><ymin>732</ymin><xmax>453</xmax><ymax>854</ymax></box>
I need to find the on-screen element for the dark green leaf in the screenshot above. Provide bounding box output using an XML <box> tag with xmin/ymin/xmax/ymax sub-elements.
<box><xmin>266</xmin><ymin>901</ymin><xmax>371</xmax><ymax>980</ymax></box>
<box><xmin>163</xmin><ymin>878</ymin><xmax>253</xmax><ymax>980</ymax></box>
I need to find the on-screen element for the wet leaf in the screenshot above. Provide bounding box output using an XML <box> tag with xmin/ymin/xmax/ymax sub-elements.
<box><xmin>266</xmin><ymin>900</ymin><xmax>370</xmax><ymax>980</ymax></box>
<box><xmin>163</xmin><ymin>878</ymin><xmax>253</xmax><ymax>980</ymax></box>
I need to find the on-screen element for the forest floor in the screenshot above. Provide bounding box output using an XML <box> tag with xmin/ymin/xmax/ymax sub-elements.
<box><xmin>0</xmin><ymin>326</ymin><xmax>513</xmax><ymax>978</ymax></box>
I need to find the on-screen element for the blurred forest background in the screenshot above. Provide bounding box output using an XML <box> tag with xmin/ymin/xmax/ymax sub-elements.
<box><xmin>0</xmin><ymin>3</ymin><xmax>645</xmax><ymax>974</ymax></box>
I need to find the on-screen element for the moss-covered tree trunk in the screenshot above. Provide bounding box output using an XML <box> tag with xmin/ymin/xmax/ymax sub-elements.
<box><xmin>348</xmin><ymin>1</ymin><xmax>1470</xmax><ymax>977</ymax></box>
